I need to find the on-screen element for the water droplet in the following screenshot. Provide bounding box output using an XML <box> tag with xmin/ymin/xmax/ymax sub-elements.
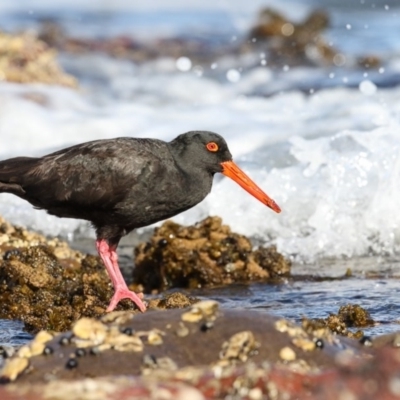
<box><xmin>226</xmin><ymin>69</ymin><xmax>241</xmax><ymax>82</ymax></box>
<box><xmin>333</xmin><ymin>53</ymin><xmax>346</xmax><ymax>67</ymax></box>
<box><xmin>346</xmin><ymin>24</ymin><xmax>352</xmax><ymax>30</ymax></box>
<box><xmin>281</xmin><ymin>23</ymin><xmax>294</xmax><ymax>36</ymax></box>
<box><xmin>283</xmin><ymin>65</ymin><xmax>290</xmax><ymax>72</ymax></box>
<box><xmin>176</xmin><ymin>57</ymin><xmax>192</xmax><ymax>72</ymax></box>
<box><xmin>193</xmin><ymin>66</ymin><xmax>203</xmax><ymax>77</ymax></box>
<box><xmin>359</xmin><ymin>80</ymin><xmax>377</xmax><ymax>95</ymax></box>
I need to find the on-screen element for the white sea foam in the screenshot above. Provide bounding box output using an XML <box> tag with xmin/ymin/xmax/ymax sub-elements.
<box><xmin>0</xmin><ymin>62</ymin><xmax>399</xmax><ymax>262</ymax></box>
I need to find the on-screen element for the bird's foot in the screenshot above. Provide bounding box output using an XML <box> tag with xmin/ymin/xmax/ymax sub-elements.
<box><xmin>106</xmin><ymin>287</ymin><xmax>147</xmax><ymax>312</ymax></box>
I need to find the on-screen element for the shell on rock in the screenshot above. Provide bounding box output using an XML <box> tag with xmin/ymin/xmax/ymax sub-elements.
<box><xmin>101</xmin><ymin>311</ymin><xmax>134</xmax><ymax>326</ymax></box>
<box><xmin>18</xmin><ymin>331</ymin><xmax>54</xmax><ymax>357</ymax></box>
<box><xmin>72</xmin><ymin>318</ymin><xmax>107</xmax><ymax>345</ymax></box>
<box><xmin>175</xmin><ymin>322</ymin><xmax>189</xmax><ymax>337</ymax></box>
<box><xmin>114</xmin><ymin>341</ymin><xmax>143</xmax><ymax>352</ymax></box>
<box><xmin>17</xmin><ymin>346</ymin><xmax>32</xmax><ymax>359</ymax></box>
<box><xmin>141</xmin><ymin>355</ymin><xmax>178</xmax><ymax>375</ymax></box>
<box><xmin>156</xmin><ymin>357</ymin><xmax>178</xmax><ymax>371</ymax></box>
<box><xmin>33</xmin><ymin>331</ymin><xmax>54</xmax><ymax>344</ymax></box>
<box><xmin>17</xmin><ymin>342</ymin><xmax>46</xmax><ymax>358</ymax></box>
<box><xmin>275</xmin><ymin>319</ymin><xmax>307</xmax><ymax>339</ymax></box>
<box><xmin>147</xmin><ymin>331</ymin><xmax>164</xmax><ymax>346</ymax></box>
<box><xmin>106</xmin><ymin>333</ymin><xmax>143</xmax><ymax>352</ymax></box>
<box><xmin>220</xmin><ymin>331</ymin><xmax>259</xmax><ymax>362</ymax></box>
<box><xmin>0</xmin><ymin>357</ymin><xmax>29</xmax><ymax>381</ymax></box>
<box><xmin>181</xmin><ymin>300</ymin><xmax>219</xmax><ymax>323</ymax></box>
<box><xmin>29</xmin><ymin>342</ymin><xmax>46</xmax><ymax>357</ymax></box>
<box><xmin>193</xmin><ymin>300</ymin><xmax>219</xmax><ymax>318</ymax></box>
<box><xmin>91</xmin><ymin>343</ymin><xmax>112</xmax><ymax>353</ymax></box>
<box><xmin>279</xmin><ymin>346</ymin><xmax>296</xmax><ymax>361</ymax></box>
<box><xmin>181</xmin><ymin>310</ymin><xmax>203</xmax><ymax>323</ymax></box>
<box><xmin>292</xmin><ymin>338</ymin><xmax>316</xmax><ymax>352</ymax></box>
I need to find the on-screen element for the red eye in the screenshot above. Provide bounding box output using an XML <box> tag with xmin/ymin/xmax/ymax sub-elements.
<box><xmin>206</xmin><ymin>142</ymin><xmax>219</xmax><ymax>152</ymax></box>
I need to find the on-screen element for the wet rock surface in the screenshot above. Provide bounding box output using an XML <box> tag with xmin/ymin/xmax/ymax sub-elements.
<box><xmin>1</xmin><ymin>302</ymin><xmax>400</xmax><ymax>399</ymax></box>
<box><xmin>304</xmin><ymin>303</ymin><xmax>376</xmax><ymax>340</ymax></box>
<box><xmin>0</xmin><ymin>215</ymin><xmax>289</xmax><ymax>333</ymax></box>
<box><xmin>0</xmin><ymin>31</ymin><xmax>77</xmax><ymax>87</ymax></box>
<box><xmin>0</xmin><ymin>216</ymin><xmax>400</xmax><ymax>398</ymax></box>
<box><xmin>33</xmin><ymin>7</ymin><xmax>380</xmax><ymax>73</ymax></box>
<box><xmin>0</xmin><ymin>216</ymin><xmax>135</xmax><ymax>332</ymax></box>
<box><xmin>132</xmin><ymin>217</ymin><xmax>290</xmax><ymax>293</ymax></box>
<box><xmin>0</xmin><ymin>302</ymin><xmax>351</xmax><ymax>384</ymax></box>
<box><xmin>248</xmin><ymin>8</ymin><xmax>335</xmax><ymax>67</ymax></box>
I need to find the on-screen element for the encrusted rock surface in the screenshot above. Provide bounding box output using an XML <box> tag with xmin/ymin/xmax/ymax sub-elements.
<box><xmin>303</xmin><ymin>303</ymin><xmax>375</xmax><ymax>339</ymax></box>
<box><xmin>0</xmin><ymin>215</ymin><xmax>135</xmax><ymax>332</ymax></box>
<box><xmin>0</xmin><ymin>31</ymin><xmax>77</xmax><ymax>86</ymax></box>
<box><xmin>1</xmin><ymin>301</ymin><xmax>400</xmax><ymax>399</ymax></box>
<box><xmin>133</xmin><ymin>216</ymin><xmax>290</xmax><ymax>293</ymax></box>
<box><xmin>0</xmin><ymin>302</ymin><xmax>359</xmax><ymax>383</ymax></box>
<box><xmin>0</xmin><ymin>214</ymin><xmax>289</xmax><ymax>333</ymax></box>
<box><xmin>0</xmin><ymin>302</ymin><xmax>351</xmax><ymax>384</ymax></box>
<box><xmin>34</xmin><ymin>7</ymin><xmax>381</xmax><ymax>73</ymax></box>
<box><xmin>0</xmin><ymin>216</ymin><xmax>399</xmax><ymax>399</ymax></box>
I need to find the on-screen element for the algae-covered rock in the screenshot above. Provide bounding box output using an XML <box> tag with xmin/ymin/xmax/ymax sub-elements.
<box><xmin>132</xmin><ymin>216</ymin><xmax>291</xmax><ymax>293</ymax></box>
<box><xmin>0</xmin><ymin>31</ymin><xmax>77</xmax><ymax>87</ymax></box>
<box><xmin>247</xmin><ymin>8</ymin><xmax>380</xmax><ymax>69</ymax></box>
<box><xmin>302</xmin><ymin>304</ymin><xmax>375</xmax><ymax>339</ymax></box>
<box><xmin>0</xmin><ymin>215</ymin><xmax>230</xmax><ymax>333</ymax></box>
<box><xmin>0</xmin><ymin>216</ymin><xmax>128</xmax><ymax>332</ymax></box>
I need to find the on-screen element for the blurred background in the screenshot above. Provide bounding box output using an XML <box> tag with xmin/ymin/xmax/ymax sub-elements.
<box><xmin>0</xmin><ymin>0</ymin><xmax>399</xmax><ymax>264</ymax></box>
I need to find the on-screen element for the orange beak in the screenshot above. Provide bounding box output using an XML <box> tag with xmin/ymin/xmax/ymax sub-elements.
<box><xmin>221</xmin><ymin>160</ymin><xmax>281</xmax><ymax>213</ymax></box>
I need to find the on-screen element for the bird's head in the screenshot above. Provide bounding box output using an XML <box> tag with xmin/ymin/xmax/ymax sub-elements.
<box><xmin>170</xmin><ymin>131</ymin><xmax>281</xmax><ymax>213</ymax></box>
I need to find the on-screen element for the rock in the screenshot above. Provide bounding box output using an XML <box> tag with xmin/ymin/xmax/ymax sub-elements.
<box><xmin>1</xmin><ymin>300</ymin><xmax>400</xmax><ymax>399</ymax></box>
<box><xmin>0</xmin><ymin>31</ymin><xmax>77</xmax><ymax>87</ymax></box>
<box><xmin>3</xmin><ymin>302</ymin><xmax>400</xmax><ymax>399</ymax></box>
<box><xmin>303</xmin><ymin>303</ymin><xmax>375</xmax><ymax>339</ymax></box>
<box><xmin>0</xmin><ymin>303</ymin><xmax>359</xmax><ymax>384</ymax></box>
<box><xmin>246</xmin><ymin>8</ymin><xmax>381</xmax><ymax>69</ymax></box>
<box><xmin>133</xmin><ymin>217</ymin><xmax>290</xmax><ymax>293</ymax></box>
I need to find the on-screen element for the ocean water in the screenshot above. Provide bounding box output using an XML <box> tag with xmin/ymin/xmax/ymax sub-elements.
<box><xmin>0</xmin><ymin>0</ymin><xmax>400</xmax><ymax>344</ymax></box>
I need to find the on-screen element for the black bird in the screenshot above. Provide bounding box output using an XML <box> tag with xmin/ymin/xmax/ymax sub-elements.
<box><xmin>0</xmin><ymin>131</ymin><xmax>281</xmax><ymax>312</ymax></box>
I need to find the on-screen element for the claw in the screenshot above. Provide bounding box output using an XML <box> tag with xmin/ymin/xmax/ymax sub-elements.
<box><xmin>96</xmin><ymin>238</ymin><xmax>147</xmax><ymax>313</ymax></box>
<box><xmin>106</xmin><ymin>287</ymin><xmax>147</xmax><ymax>312</ymax></box>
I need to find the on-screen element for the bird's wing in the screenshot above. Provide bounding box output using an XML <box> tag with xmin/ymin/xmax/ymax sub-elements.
<box><xmin>21</xmin><ymin>137</ymin><xmax>169</xmax><ymax>210</ymax></box>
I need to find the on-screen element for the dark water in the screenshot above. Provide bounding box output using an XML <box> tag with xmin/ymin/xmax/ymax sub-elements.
<box><xmin>2</xmin><ymin>254</ymin><xmax>399</xmax><ymax>348</ymax></box>
<box><xmin>177</xmin><ymin>257</ymin><xmax>400</xmax><ymax>337</ymax></box>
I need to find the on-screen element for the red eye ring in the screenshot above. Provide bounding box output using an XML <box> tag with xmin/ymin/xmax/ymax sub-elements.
<box><xmin>206</xmin><ymin>142</ymin><xmax>219</xmax><ymax>152</ymax></box>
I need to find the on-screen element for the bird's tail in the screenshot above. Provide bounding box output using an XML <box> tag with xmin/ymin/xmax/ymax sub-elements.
<box><xmin>0</xmin><ymin>157</ymin><xmax>39</xmax><ymax>196</ymax></box>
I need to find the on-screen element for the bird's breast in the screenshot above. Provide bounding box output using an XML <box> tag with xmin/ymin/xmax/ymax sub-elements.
<box><xmin>117</xmin><ymin>167</ymin><xmax>213</xmax><ymax>229</ymax></box>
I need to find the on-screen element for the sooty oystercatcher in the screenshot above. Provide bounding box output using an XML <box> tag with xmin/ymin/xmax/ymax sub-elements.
<box><xmin>0</xmin><ymin>131</ymin><xmax>281</xmax><ymax>312</ymax></box>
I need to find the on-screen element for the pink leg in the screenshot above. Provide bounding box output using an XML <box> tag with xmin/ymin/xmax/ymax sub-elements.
<box><xmin>96</xmin><ymin>239</ymin><xmax>147</xmax><ymax>312</ymax></box>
